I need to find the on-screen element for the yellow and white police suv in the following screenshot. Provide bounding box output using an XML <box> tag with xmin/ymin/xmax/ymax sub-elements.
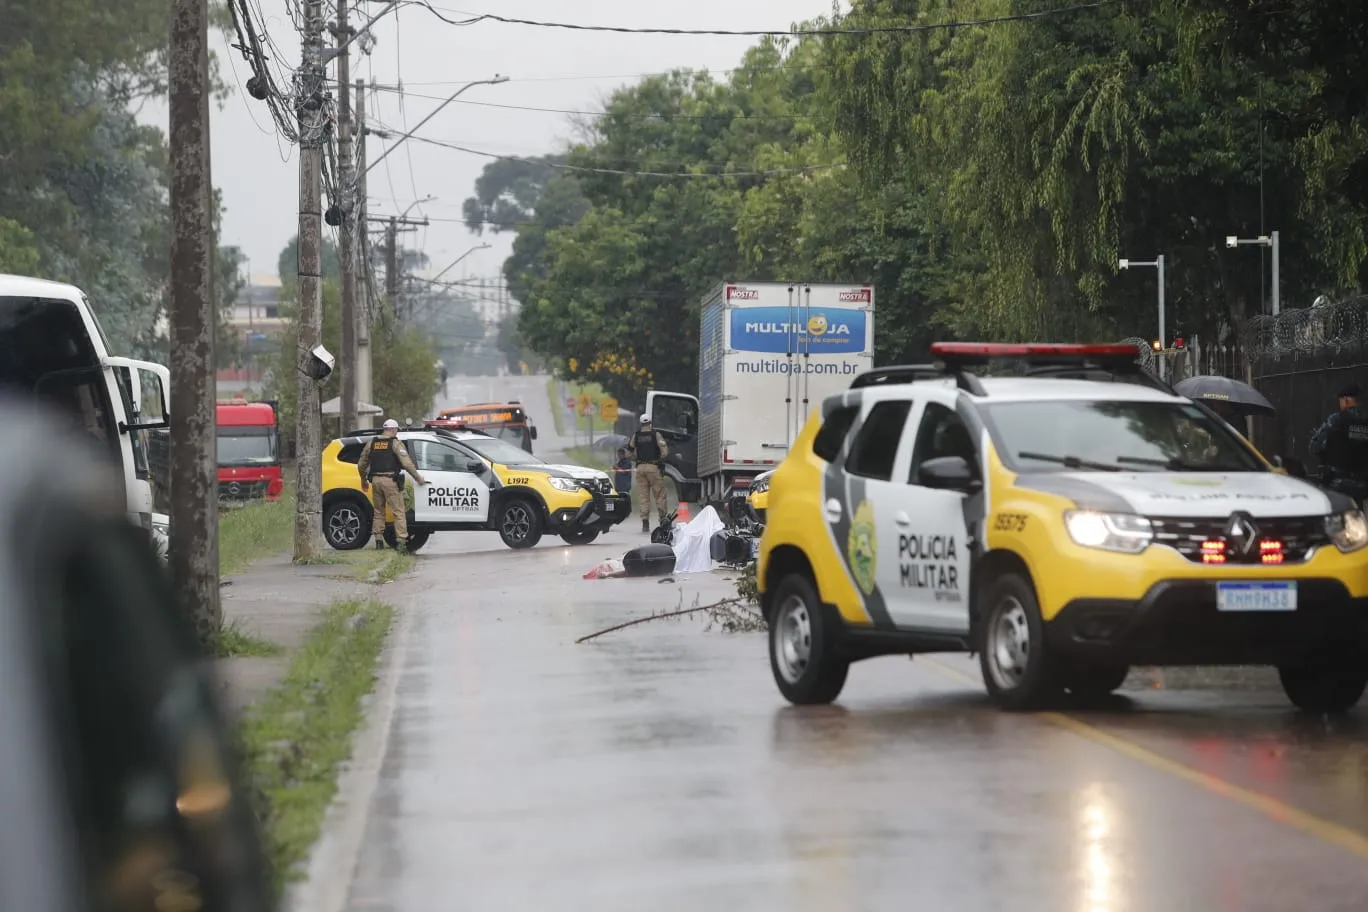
<box><xmin>759</xmin><ymin>343</ymin><xmax>1368</xmax><ymax>714</ymax></box>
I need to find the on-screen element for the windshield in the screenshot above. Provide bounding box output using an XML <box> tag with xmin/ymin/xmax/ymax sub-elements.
<box><xmin>217</xmin><ymin>429</ymin><xmax>279</xmax><ymax>465</ymax></box>
<box><xmin>461</xmin><ymin>435</ymin><xmax>545</xmax><ymax>466</ymax></box>
<box><xmin>982</xmin><ymin>400</ymin><xmax>1265</xmax><ymax>473</ymax></box>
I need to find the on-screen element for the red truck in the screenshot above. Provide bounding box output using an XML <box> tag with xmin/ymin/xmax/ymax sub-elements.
<box><xmin>217</xmin><ymin>399</ymin><xmax>284</xmax><ymax>501</ymax></box>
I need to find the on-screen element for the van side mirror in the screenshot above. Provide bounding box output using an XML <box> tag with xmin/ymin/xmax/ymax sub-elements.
<box><xmin>531</xmin><ymin>426</ymin><xmax>538</xmax><ymax>440</ymax></box>
<box><xmin>914</xmin><ymin>455</ymin><xmax>981</xmax><ymax>493</ymax></box>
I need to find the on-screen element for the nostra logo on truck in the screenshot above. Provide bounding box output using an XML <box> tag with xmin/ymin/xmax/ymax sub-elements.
<box><xmin>729</xmin><ymin>306</ymin><xmax>868</xmax><ymax>354</ymax></box>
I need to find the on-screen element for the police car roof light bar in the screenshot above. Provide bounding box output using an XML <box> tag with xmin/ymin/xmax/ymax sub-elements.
<box><xmin>850</xmin><ymin>363</ymin><xmax>987</xmax><ymax>395</ymax></box>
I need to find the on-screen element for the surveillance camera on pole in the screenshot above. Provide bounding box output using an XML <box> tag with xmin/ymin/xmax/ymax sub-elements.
<box><xmin>306</xmin><ymin>344</ymin><xmax>335</xmax><ymax>382</ymax></box>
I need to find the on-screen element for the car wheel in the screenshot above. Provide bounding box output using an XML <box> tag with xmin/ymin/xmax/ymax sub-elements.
<box><xmin>560</xmin><ymin>528</ymin><xmax>600</xmax><ymax>545</ymax></box>
<box><xmin>497</xmin><ymin>498</ymin><xmax>544</xmax><ymax>549</ymax></box>
<box><xmin>1278</xmin><ymin>661</ymin><xmax>1368</xmax><ymax>714</ymax></box>
<box><xmin>323</xmin><ymin>498</ymin><xmax>370</xmax><ymax>550</ymax></box>
<box><xmin>404</xmin><ymin>530</ymin><xmax>431</xmax><ymax>553</ymax></box>
<box><xmin>979</xmin><ymin>572</ymin><xmax>1059</xmax><ymax>711</ymax></box>
<box><xmin>1061</xmin><ymin>662</ymin><xmax>1130</xmax><ymax>700</ymax></box>
<box><xmin>768</xmin><ymin>573</ymin><xmax>848</xmax><ymax>705</ymax></box>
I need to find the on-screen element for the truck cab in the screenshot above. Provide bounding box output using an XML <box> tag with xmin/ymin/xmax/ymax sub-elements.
<box><xmin>216</xmin><ymin>399</ymin><xmax>284</xmax><ymax>501</ymax></box>
<box><xmin>0</xmin><ymin>275</ymin><xmax>171</xmax><ymax>540</ymax></box>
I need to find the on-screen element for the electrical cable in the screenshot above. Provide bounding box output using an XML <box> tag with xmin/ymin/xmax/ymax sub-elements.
<box><xmin>407</xmin><ymin>0</ymin><xmax>1124</xmax><ymax>36</ymax></box>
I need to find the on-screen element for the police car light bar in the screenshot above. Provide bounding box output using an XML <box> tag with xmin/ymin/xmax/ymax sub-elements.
<box><xmin>930</xmin><ymin>343</ymin><xmax>1140</xmax><ymax>359</ymax></box>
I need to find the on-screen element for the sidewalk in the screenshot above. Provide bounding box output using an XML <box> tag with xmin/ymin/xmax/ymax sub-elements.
<box><xmin>213</xmin><ymin>554</ymin><xmax>377</xmax><ymax>718</ymax></box>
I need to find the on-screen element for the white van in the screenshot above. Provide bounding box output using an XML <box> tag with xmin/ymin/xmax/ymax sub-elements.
<box><xmin>0</xmin><ymin>275</ymin><xmax>171</xmax><ymax>539</ymax></box>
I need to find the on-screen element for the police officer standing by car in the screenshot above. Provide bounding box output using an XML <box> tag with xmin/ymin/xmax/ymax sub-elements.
<box><xmin>628</xmin><ymin>414</ymin><xmax>670</xmax><ymax>533</ymax></box>
<box><xmin>1310</xmin><ymin>383</ymin><xmax>1368</xmax><ymax>504</ymax></box>
<box><xmin>357</xmin><ymin>418</ymin><xmax>429</xmax><ymax>551</ymax></box>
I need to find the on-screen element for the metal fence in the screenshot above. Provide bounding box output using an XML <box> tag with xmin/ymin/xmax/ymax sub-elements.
<box><xmin>1243</xmin><ymin>297</ymin><xmax>1368</xmax><ymax>462</ymax></box>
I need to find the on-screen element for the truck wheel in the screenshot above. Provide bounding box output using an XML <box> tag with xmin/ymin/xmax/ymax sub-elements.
<box><xmin>1278</xmin><ymin>660</ymin><xmax>1368</xmax><ymax>714</ymax></box>
<box><xmin>324</xmin><ymin>497</ymin><xmax>370</xmax><ymax>550</ymax></box>
<box><xmin>769</xmin><ymin>574</ymin><xmax>848</xmax><ymax>705</ymax></box>
<box><xmin>560</xmin><ymin>528</ymin><xmax>600</xmax><ymax>545</ymax></box>
<box><xmin>497</xmin><ymin>497</ymin><xmax>544</xmax><ymax>549</ymax></box>
<box><xmin>979</xmin><ymin>572</ymin><xmax>1060</xmax><ymax>711</ymax></box>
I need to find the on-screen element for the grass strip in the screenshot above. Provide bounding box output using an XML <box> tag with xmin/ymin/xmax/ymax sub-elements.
<box><xmin>213</xmin><ymin>619</ymin><xmax>285</xmax><ymax>658</ymax></box>
<box><xmin>220</xmin><ymin>485</ymin><xmax>296</xmax><ymax>575</ymax></box>
<box><xmin>238</xmin><ymin>597</ymin><xmax>395</xmax><ymax>895</ymax></box>
<box><xmin>545</xmin><ymin>375</ymin><xmax>566</xmax><ymax>436</ymax></box>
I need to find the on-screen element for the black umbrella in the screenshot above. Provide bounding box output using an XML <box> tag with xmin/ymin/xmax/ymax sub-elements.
<box><xmin>1173</xmin><ymin>375</ymin><xmax>1276</xmax><ymax>417</ymax></box>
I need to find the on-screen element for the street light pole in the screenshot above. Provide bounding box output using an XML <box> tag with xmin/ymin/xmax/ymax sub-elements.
<box><xmin>363</xmin><ymin>76</ymin><xmax>510</xmax><ymax>177</ymax></box>
<box><xmin>429</xmin><ymin>243</ymin><xmax>492</xmax><ymax>286</ymax></box>
<box><xmin>1119</xmin><ymin>254</ymin><xmax>1167</xmax><ymax>379</ymax></box>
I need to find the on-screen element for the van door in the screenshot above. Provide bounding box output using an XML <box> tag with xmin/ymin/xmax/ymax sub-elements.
<box><xmin>105</xmin><ymin>358</ymin><xmax>171</xmax><ymax>520</ymax></box>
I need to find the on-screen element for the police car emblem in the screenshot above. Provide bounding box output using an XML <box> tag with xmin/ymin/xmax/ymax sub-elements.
<box><xmin>848</xmin><ymin>499</ymin><xmax>878</xmax><ymax>595</ymax></box>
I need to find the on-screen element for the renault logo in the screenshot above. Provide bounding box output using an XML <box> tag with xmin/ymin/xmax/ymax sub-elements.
<box><xmin>1225</xmin><ymin>511</ymin><xmax>1258</xmax><ymax>556</ymax></box>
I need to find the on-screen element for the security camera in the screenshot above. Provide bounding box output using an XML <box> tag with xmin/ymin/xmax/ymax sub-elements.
<box><xmin>306</xmin><ymin>344</ymin><xmax>335</xmax><ymax>382</ymax></box>
<box><xmin>1226</xmin><ymin>236</ymin><xmax>1238</xmax><ymax>248</ymax></box>
<box><xmin>1119</xmin><ymin>259</ymin><xmax>1129</xmax><ymax>269</ymax></box>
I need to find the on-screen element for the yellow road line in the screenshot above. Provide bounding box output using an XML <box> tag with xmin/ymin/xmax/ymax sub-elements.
<box><xmin>925</xmin><ymin>658</ymin><xmax>1368</xmax><ymax>860</ymax></box>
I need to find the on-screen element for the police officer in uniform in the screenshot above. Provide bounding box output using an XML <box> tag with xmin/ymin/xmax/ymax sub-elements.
<box><xmin>356</xmin><ymin>419</ymin><xmax>429</xmax><ymax>550</ymax></box>
<box><xmin>627</xmin><ymin>414</ymin><xmax>670</xmax><ymax>533</ymax></box>
<box><xmin>1310</xmin><ymin>383</ymin><xmax>1368</xmax><ymax>504</ymax></box>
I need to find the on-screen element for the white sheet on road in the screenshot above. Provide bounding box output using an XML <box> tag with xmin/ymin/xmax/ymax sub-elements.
<box><xmin>671</xmin><ymin>505</ymin><xmax>725</xmax><ymax>573</ymax></box>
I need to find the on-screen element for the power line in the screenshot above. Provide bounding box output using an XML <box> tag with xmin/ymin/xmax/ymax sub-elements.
<box><xmin>400</xmin><ymin>133</ymin><xmax>843</xmax><ymax>177</ymax></box>
<box><xmin>368</xmin><ymin>84</ymin><xmax>816</xmax><ymax>121</ymax></box>
<box><xmin>409</xmin><ymin>0</ymin><xmax>1124</xmax><ymax>36</ymax></box>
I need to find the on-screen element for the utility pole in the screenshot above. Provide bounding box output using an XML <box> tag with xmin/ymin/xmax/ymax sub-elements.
<box><xmin>355</xmin><ymin>80</ymin><xmax>374</xmax><ymax>427</ymax></box>
<box><xmin>293</xmin><ymin>0</ymin><xmax>328</xmax><ymax>562</ymax></box>
<box><xmin>373</xmin><ymin>215</ymin><xmax>425</xmax><ymax>318</ymax></box>
<box><xmin>168</xmin><ymin>0</ymin><xmax>220</xmax><ymax>644</ymax></box>
<box><xmin>334</xmin><ymin>2</ymin><xmax>358</xmax><ymax>433</ymax></box>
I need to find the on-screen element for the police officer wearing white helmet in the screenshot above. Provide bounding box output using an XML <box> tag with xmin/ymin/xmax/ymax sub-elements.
<box><xmin>356</xmin><ymin>419</ymin><xmax>429</xmax><ymax>551</ymax></box>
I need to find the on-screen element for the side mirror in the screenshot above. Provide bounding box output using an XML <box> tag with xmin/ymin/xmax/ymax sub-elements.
<box><xmin>530</xmin><ymin>426</ymin><xmax>538</xmax><ymax>440</ymax></box>
<box><xmin>914</xmin><ymin>455</ymin><xmax>981</xmax><ymax>493</ymax></box>
<box><xmin>465</xmin><ymin>459</ymin><xmax>486</xmax><ymax>474</ymax></box>
<box><xmin>1274</xmin><ymin>454</ymin><xmax>1307</xmax><ymax>478</ymax></box>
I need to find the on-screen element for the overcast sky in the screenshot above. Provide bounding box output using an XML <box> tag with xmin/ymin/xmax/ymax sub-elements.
<box><xmin>138</xmin><ymin>1</ymin><xmax>841</xmax><ymax>288</ymax></box>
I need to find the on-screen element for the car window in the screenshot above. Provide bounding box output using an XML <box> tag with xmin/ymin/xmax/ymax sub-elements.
<box><xmin>650</xmin><ymin>396</ymin><xmax>698</xmax><ymax>435</ymax></box>
<box><xmin>462</xmin><ymin>435</ymin><xmax>544</xmax><ymax>466</ymax></box>
<box><xmin>812</xmin><ymin>405</ymin><xmax>859</xmax><ymax>462</ymax></box>
<box><xmin>337</xmin><ymin>443</ymin><xmax>365</xmax><ymax>464</ymax></box>
<box><xmin>412</xmin><ymin>441</ymin><xmax>470</xmax><ymax>473</ymax></box>
<box><xmin>981</xmin><ymin>400</ymin><xmax>1266</xmax><ymax>473</ymax></box>
<box><xmin>910</xmin><ymin>402</ymin><xmax>977</xmax><ymax>483</ymax></box>
<box><xmin>844</xmin><ymin>400</ymin><xmax>913</xmax><ymax>481</ymax></box>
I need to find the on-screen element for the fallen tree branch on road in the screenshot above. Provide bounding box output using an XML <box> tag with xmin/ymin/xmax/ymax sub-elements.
<box><xmin>575</xmin><ymin>595</ymin><xmax>752</xmax><ymax>643</ymax></box>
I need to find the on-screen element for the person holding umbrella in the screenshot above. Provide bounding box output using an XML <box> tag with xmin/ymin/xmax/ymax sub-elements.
<box><xmin>1309</xmin><ymin>383</ymin><xmax>1368</xmax><ymax>502</ymax></box>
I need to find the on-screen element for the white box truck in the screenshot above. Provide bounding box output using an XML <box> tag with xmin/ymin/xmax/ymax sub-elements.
<box><xmin>647</xmin><ymin>281</ymin><xmax>875</xmax><ymax>504</ymax></box>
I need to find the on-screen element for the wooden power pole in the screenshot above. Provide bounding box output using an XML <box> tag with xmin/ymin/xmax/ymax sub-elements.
<box><xmin>335</xmin><ymin>1</ymin><xmax>358</xmax><ymax>433</ymax></box>
<box><xmin>293</xmin><ymin>0</ymin><xmax>327</xmax><ymax>562</ymax></box>
<box><xmin>168</xmin><ymin>0</ymin><xmax>220</xmax><ymax>645</ymax></box>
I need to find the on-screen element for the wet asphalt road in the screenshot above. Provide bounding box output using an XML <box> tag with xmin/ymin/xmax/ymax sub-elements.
<box><xmin>309</xmin><ymin>378</ymin><xmax>1368</xmax><ymax>911</ymax></box>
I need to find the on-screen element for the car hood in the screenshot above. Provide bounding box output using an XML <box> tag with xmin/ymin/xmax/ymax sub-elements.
<box><xmin>1016</xmin><ymin>471</ymin><xmax>1336</xmax><ymax>518</ymax></box>
<box><xmin>509</xmin><ymin>462</ymin><xmax>608</xmax><ymax>481</ymax></box>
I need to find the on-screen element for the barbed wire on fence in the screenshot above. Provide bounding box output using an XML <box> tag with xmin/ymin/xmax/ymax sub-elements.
<box><xmin>1243</xmin><ymin>295</ymin><xmax>1368</xmax><ymax>357</ymax></box>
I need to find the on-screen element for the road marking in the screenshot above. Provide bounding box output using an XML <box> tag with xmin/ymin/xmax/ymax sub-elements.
<box><xmin>925</xmin><ymin>658</ymin><xmax>1368</xmax><ymax>860</ymax></box>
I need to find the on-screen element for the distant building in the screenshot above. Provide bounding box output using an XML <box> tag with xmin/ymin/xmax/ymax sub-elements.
<box><xmin>219</xmin><ymin>273</ymin><xmax>286</xmax><ymax>387</ymax></box>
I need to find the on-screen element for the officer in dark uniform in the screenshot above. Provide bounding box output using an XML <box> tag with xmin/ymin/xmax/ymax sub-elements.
<box><xmin>1309</xmin><ymin>383</ymin><xmax>1368</xmax><ymax>503</ymax></box>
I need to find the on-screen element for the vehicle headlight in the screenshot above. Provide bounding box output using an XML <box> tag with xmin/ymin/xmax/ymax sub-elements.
<box><xmin>1324</xmin><ymin>509</ymin><xmax>1368</xmax><ymax>552</ymax></box>
<box><xmin>1063</xmin><ymin>510</ymin><xmax>1153</xmax><ymax>553</ymax></box>
<box><xmin>548</xmin><ymin>477</ymin><xmax>580</xmax><ymax>493</ymax></box>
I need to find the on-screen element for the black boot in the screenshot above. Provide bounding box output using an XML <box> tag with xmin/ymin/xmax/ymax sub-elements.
<box><xmin>374</xmin><ymin>539</ymin><xmax>385</xmax><ymax>550</ymax></box>
<box><xmin>641</xmin><ymin>517</ymin><xmax>649</xmax><ymax>533</ymax></box>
